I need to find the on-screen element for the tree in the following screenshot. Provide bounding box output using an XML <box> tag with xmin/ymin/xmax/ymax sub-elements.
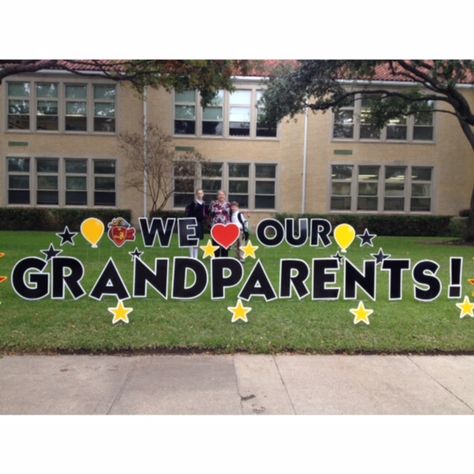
<box><xmin>261</xmin><ymin>60</ymin><xmax>474</xmax><ymax>240</ymax></box>
<box><xmin>0</xmin><ymin>60</ymin><xmax>254</xmax><ymax>105</ymax></box>
<box><xmin>118</xmin><ymin>125</ymin><xmax>205</xmax><ymax>215</ymax></box>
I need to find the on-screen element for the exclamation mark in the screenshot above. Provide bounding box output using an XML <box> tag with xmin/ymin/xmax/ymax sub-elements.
<box><xmin>448</xmin><ymin>257</ymin><xmax>463</xmax><ymax>299</ymax></box>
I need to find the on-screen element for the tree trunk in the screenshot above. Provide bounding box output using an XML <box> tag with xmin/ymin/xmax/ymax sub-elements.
<box><xmin>466</xmin><ymin>184</ymin><xmax>474</xmax><ymax>243</ymax></box>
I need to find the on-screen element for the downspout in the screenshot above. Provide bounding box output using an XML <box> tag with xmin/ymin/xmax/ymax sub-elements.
<box><xmin>143</xmin><ymin>86</ymin><xmax>148</xmax><ymax>217</ymax></box>
<box><xmin>301</xmin><ymin>106</ymin><xmax>309</xmax><ymax>213</ymax></box>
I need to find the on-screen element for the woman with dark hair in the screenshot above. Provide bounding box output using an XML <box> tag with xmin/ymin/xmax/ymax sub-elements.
<box><xmin>185</xmin><ymin>188</ymin><xmax>208</xmax><ymax>259</ymax></box>
<box><xmin>209</xmin><ymin>189</ymin><xmax>231</xmax><ymax>257</ymax></box>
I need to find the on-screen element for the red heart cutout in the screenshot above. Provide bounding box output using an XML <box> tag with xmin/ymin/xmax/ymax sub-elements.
<box><xmin>211</xmin><ymin>223</ymin><xmax>240</xmax><ymax>250</ymax></box>
<box><xmin>109</xmin><ymin>226</ymin><xmax>135</xmax><ymax>247</ymax></box>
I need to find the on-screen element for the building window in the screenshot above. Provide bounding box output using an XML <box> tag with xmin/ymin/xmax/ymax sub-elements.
<box><xmin>36</xmin><ymin>83</ymin><xmax>59</xmax><ymax>131</ymax></box>
<box><xmin>413</xmin><ymin>105</ymin><xmax>434</xmax><ymax>141</ymax></box>
<box><xmin>7</xmin><ymin>157</ymin><xmax>30</xmax><ymax>204</ymax></box>
<box><xmin>94</xmin><ymin>159</ymin><xmax>116</xmax><ymax>206</ymax></box>
<box><xmin>384</xmin><ymin>166</ymin><xmax>406</xmax><ymax>211</ymax></box>
<box><xmin>411</xmin><ymin>166</ymin><xmax>432</xmax><ymax>211</ymax></box>
<box><xmin>173</xmin><ymin>161</ymin><xmax>196</xmax><ymax>207</ymax></box>
<box><xmin>65</xmin><ymin>85</ymin><xmax>87</xmax><ymax>131</ymax></box>
<box><xmin>256</xmin><ymin>91</ymin><xmax>277</xmax><ymax>137</ymax></box>
<box><xmin>359</xmin><ymin>95</ymin><xmax>381</xmax><ymax>140</ymax></box>
<box><xmin>8</xmin><ymin>82</ymin><xmax>30</xmax><ymax>130</ymax></box>
<box><xmin>94</xmin><ymin>85</ymin><xmax>116</xmax><ymax>132</ymax></box>
<box><xmin>228</xmin><ymin>163</ymin><xmax>249</xmax><ymax>207</ymax></box>
<box><xmin>174</xmin><ymin>90</ymin><xmax>196</xmax><ymax>135</ymax></box>
<box><xmin>386</xmin><ymin>116</ymin><xmax>407</xmax><ymax>140</ymax></box>
<box><xmin>65</xmin><ymin>159</ymin><xmax>88</xmax><ymax>205</ymax></box>
<box><xmin>333</xmin><ymin>98</ymin><xmax>354</xmax><ymax>139</ymax></box>
<box><xmin>36</xmin><ymin>158</ymin><xmax>59</xmax><ymax>205</ymax></box>
<box><xmin>357</xmin><ymin>165</ymin><xmax>379</xmax><ymax>211</ymax></box>
<box><xmin>201</xmin><ymin>162</ymin><xmax>222</xmax><ymax>195</ymax></box>
<box><xmin>255</xmin><ymin>164</ymin><xmax>276</xmax><ymax>208</ymax></box>
<box><xmin>229</xmin><ymin>90</ymin><xmax>251</xmax><ymax>137</ymax></box>
<box><xmin>331</xmin><ymin>165</ymin><xmax>353</xmax><ymax>210</ymax></box>
<box><xmin>202</xmin><ymin>91</ymin><xmax>224</xmax><ymax>136</ymax></box>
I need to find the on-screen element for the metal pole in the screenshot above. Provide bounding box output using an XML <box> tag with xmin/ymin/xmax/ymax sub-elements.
<box><xmin>143</xmin><ymin>86</ymin><xmax>148</xmax><ymax>217</ymax></box>
<box><xmin>301</xmin><ymin>106</ymin><xmax>309</xmax><ymax>213</ymax></box>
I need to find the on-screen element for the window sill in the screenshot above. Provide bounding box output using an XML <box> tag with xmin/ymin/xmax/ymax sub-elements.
<box><xmin>331</xmin><ymin>138</ymin><xmax>436</xmax><ymax>145</ymax></box>
<box><xmin>5</xmin><ymin>129</ymin><xmax>117</xmax><ymax>137</ymax></box>
<box><xmin>173</xmin><ymin>134</ymin><xmax>279</xmax><ymax>142</ymax></box>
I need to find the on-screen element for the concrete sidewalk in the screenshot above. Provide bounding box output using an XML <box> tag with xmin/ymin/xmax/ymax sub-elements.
<box><xmin>0</xmin><ymin>354</ymin><xmax>473</xmax><ymax>414</ymax></box>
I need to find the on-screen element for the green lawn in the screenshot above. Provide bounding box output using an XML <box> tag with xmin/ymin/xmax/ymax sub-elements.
<box><xmin>0</xmin><ymin>230</ymin><xmax>473</xmax><ymax>353</ymax></box>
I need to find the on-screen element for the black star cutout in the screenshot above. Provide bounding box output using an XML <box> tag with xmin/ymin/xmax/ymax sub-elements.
<box><xmin>371</xmin><ymin>247</ymin><xmax>391</xmax><ymax>265</ymax></box>
<box><xmin>56</xmin><ymin>226</ymin><xmax>77</xmax><ymax>246</ymax></box>
<box><xmin>357</xmin><ymin>228</ymin><xmax>377</xmax><ymax>247</ymax></box>
<box><xmin>41</xmin><ymin>243</ymin><xmax>62</xmax><ymax>261</ymax></box>
<box><xmin>129</xmin><ymin>247</ymin><xmax>144</xmax><ymax>262</ymax></box>
<box><xmin>332</xmin><ymin>251</ymin><xmax>344</xmax><ymax>265</ymax></box>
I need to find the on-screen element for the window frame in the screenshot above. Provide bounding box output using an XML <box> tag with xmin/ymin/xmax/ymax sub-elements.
<box><xmin>6</xmin><ymin>156</ymin><xmax>31</xmax><ymax>205</ymax></box>
<box><xmin>7</xmin><ymin>81</ymin><xmax>31</xmax><ymax>131</ymax></box>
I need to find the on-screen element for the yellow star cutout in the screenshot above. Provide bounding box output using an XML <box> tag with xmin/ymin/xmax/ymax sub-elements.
<box><xmin>349</xmin><ymin>301</ymin><xmax>374</xmax><ymax>325</ymax></box>
<box><xmin>227</xmin><ymin>299</ymin><xmax>252</xmax><ymax>323</ymax></box>
<box><xmin>200</xmin><ymin>239</ymin><xmax>219</xmax><ymax>259</ymax></box>
<box><xmin>456</xmin><ymin>296</ymin><xmax>474</xmax><ymax>319</ymax></box>
<box><xmin>108</xmin><ymin>300</ymin><xmax>133</xmax><ymax>324</ymax></box>
<box><xmin>240</xmin><ymin>240</ymin><xmax>259</xmax><ymax>259</ymax></box>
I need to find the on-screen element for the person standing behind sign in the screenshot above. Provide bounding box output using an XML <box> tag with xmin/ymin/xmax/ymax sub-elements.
<box><xmin>230</xmin><ymin>201</ymin><xmax>249</xmax><ymax>262</ymax></box>
<box><xmin>185</xmin><ymin>188</ymin><xmax>208</xmax><ymax>259</ymax></box>
<box><xmin>210</xmin><ymin>189</ymin><xmax>231</xmax><ymax>257</ymax></box>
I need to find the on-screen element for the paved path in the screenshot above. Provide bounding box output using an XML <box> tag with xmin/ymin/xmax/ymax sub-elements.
<box><xmin>0</xmin><ymin>354</ymin><xmax>473</xmax><ymax>414</ymax></box>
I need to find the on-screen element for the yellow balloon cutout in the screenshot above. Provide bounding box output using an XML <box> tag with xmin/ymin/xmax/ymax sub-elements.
<box><xmin>80</xmin><ymin>218</ymin><xmax>105</xmax><ymax>248</ymax></box>
<box><xmin>333</xmin><ymin>223</ymin><xmax>356</xmax><ymax>253</ymax></box>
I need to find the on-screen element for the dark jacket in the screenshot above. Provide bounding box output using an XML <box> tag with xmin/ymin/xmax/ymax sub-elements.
<box><xmin>185</xmin><ymin>200</ymin><xmax>208</xmax><ymax>239</ymax></box>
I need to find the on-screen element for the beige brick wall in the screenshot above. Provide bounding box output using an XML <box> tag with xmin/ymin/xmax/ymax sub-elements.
<box><xmin>1</xmin><ymin>72</ymin><xmax>473</xmax><ymax>229</ymax></box>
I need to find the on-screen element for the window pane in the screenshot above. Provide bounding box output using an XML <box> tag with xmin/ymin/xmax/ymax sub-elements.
<box><xmin>8</xmin><ymin>115</ymin><xmax>29</xmax><ymax>130</ymax></box>
<box><xmin>66</xmin><ymin>116</ymin><xmax>87</xmax><ymax>131</ymax></box>
<box><xmin>386</xmin><ymin>126</ymin><xmax>407</xmax><ymax>140</ymax></box>
<box><xmin>94</xmin><ymin>160</ymin><xmax>115</xmax><ymax>174</ymax></box>
<box><xmin>94</xmin><ymin>117</ymin><xmax>115</xmax><ymax>132</ymax></box>
<box><xmin>66</xmin><ymin>159</ymin><xmax>87</xmax><ymax>173</ymax></box>
<box><xmin>333</xmin><ymin>110</ymin><xmax>354</xmax><ymax>138</ymax></box>
<box><xmin>8</xmin><ymin>82</ymin><xmax>30</xmax><ymax>97</ymax></box>
<box><xmin>255</xmin><ymin>195</ymin><xmax>275</xmax><ymax>209</ymax></box>
<box><xmin>208</xmin><ymin>91</ymin><xmax>224</xmax><ymax>106</ymax></box>
<box><xmin>385</xmin><ymin>183</ymin><xmax>405</xmax><ymax>196</ymax></box>
<box><xmin>174</xmin><ymin>193</ymin><xmax>194</xmax><ymax>207</ymax></box>
<box><xmin>36</xmin><ymin>83</ymin><xmax>58</xmax><ymax>98</ymax></box>
<box><xmin>229</xmin><ymin>107</ymin><xmax>251</xmax><ymax>123</ymax></box>
<box><xmin>228</xmin><ymin>194</ymin><xmax>248</xmax><ymax>207</ymax></box>
<box><xmin>174</xmin><ymin>120</ymin><xmax>195</xmax><ymax>135</ymax></box>
<box><xmin>66</xmin><ymin>176</ymin><xmax>87</xmax><ymax>191</ymax></box>
<box><xmin>384</xmin><ymin>197</ymin><xmax>404</xmax><ymax>211</ymax></box>
<box><xmin>94</xmin><ymin>103</ymin><xmax>115</xmax><ymax>117</ymax></box>
<box><xmin>256</xmin><ymin>181</ymin><xmax>275</xmax><ymax>194</ymax></box>
<box><xmin>37</xmin><ymin>158</ymin><xmax>58</xmax><ymax>173</ymax></box>
<box><xmin>358</xmin><ymin>166</ymin><xmax>379</xmax><ymax>180</ymax></box>
<box><xmin>332</xmin><ymin>165</ymin><xmax>353</xmax><ymax>180</ymax></box>
<box><xmin>385</xmin><ymin>166</ymin><xmax>406</xmax><ymax>181</ymax></box>
<box><xmin>358</xmin><ymin>182</ymin><xmax>378</xmax><ymax>195</ymax></box>
<box><xmin>8</xmin><ymin>190</ymin><xmax>30</xmax><ymax>204</ymax></box>
<box><xmin>201</xmin><ymin>163</ymin><xmax>222</xmax><ymax>177</ymax></box>
<box><xmin>229</xmin><ymin>90</ymin><xmax>251</xmax><ymax>105</ymax></box>
<box><xmin>413</xmin><ymin>127</ymin><xmax>433</xmax><ymax>141</ymax></box>
<box><xmin>412</xmin><ymin>183</ymin><xmax>431</xmax><ymax>197</ymax></box>
<box><xmin>95</xmin><ymin>177</ymin><xmax>115</xmax><ymax>191</ymax></box>
<box><xmin>174</xmin><ymin>178</ymin><xmax>194</xmax><ymax>192</ymax></box>
<box><xmin>8</xmin><ymin>157</ymin><xmax>29</xmax><ymax>172</ymax></box>
<box><xmin>94</xmin><ymin>192</ymin><xmax>115</xmax><ymax>206</ymax></box>
<box><xmin>37</xmin><ymin>100</ymin><xmax>58</xmax><ymax>115</ymax></box>
<box><xmin>358</xmin><ymin>197</ymin><xmax>378</xmax><ymax>211</ymax></box>
<box><xmin>229</xmin><ymin>180</ymin><xmax>248</xmax><ymax>193</ymax></box>
<box><xmin>66</xmin><ymin>85</ymin><xmax>87</xmax><ymax>99</ymax></box>
<box><xmin>175</xmin><ymin>105</ymin><xmax>195</xmax><ymax>120</ymax></box>
<box><xmin>9</xmin><ymin>175</ymin><xmax>29</xmax><ymax>189</ymax></box>
<box><xmin>203</xmin><ymin>107</ymin><xmax>223</xmax><ymax>121</ymax></box>
<box><xmin>256</xmin><ymin>164</ymin><xmax>276</xmax><ymax>178</ymax></box>
<box><xmin>66</xmin><ymin>102</ymin><xmax>87</xmax><ymax>115</ymax></box>
<box><xmin>411</xmin><ymin>198</ymin><xmax>431</xmax><ymax>212</ymax></box>
<box><xmin>331</xmin><ymin>197</ymin><xmax>351</xmax><ymax>210</ymax></box>
<box><xmin>37</xmin><ymin>116</ymin><xmax>58</xmax><ymax>130</ymax></box>
<box><xmin>66</xmin><ymin>191</ymin><xmax>87</xmax><ymax>206</ymax></box>
<box><xmin>415</xmin><ymin>109</ymin><xmax>433</xmax><ymax>126</ymax></box>
<box><xmin>202</xmin><ymin>121</ymin><xmax>223</xmax><ymax>135</ymax></box>
<box><xmin>94</xmin><ymin>85</ymin><xmax>116</xmax><ymax>100</ymax></box>
<box><xmin>174</xmin><ymin>161</ymin><xmax>196</xmax><ymax>177</ymax></box>
<box><xmin>175</xmin><ymin>90</ymin><xmax>195</xmax><ymax>103</ymax></box>
<box><xmin>37</xmin><ymin>191</ymin><xmax>58</xmax><ymax>205</ymax></box>
<box><xmin>412</xmin><ymin>167</ymin><xmax>432</xmax><ymax>181</ymax></box>
<box><xmin>202</xmin><ymin>179</ymin><xmax>222</xmax><ymax>193</ymax></box>
<box><xmin>229</xmin><ymin>164</ymin><xmax>249</xmax><ymax>177</ymax></box>
<box><xmin>332</xmin><ymin>182</ymin><xmax>351</xmax><ymax>196</ymax></box>
<box><xmin>38</xmin><ymin>175</ymin><xmax>58</xmax><ymax>190</ymax></box>
<box><xmin>9</xmin><ymin>99</ymin><xmax>29</xmax><ymax>114</ymax></box>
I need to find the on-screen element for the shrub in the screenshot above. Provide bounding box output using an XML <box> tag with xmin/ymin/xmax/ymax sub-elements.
<box><xmin>0</xmin><ymin>208</ymin><xmax>132</xmax><ymax>231</ymax></box>
<box><xmin>449</xmin><ymin>217</ymin><xmax>469</xmax><ymax>239</ymax></box>
<box><xmin>274</xmin><ymin>213</ymin><xmax>454</xmax><ymax>237</ymax></box>
<box><xmin>459</xmin><ymin>209</ymin><xmax>471</xmax><ymax>217</ymax></box>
